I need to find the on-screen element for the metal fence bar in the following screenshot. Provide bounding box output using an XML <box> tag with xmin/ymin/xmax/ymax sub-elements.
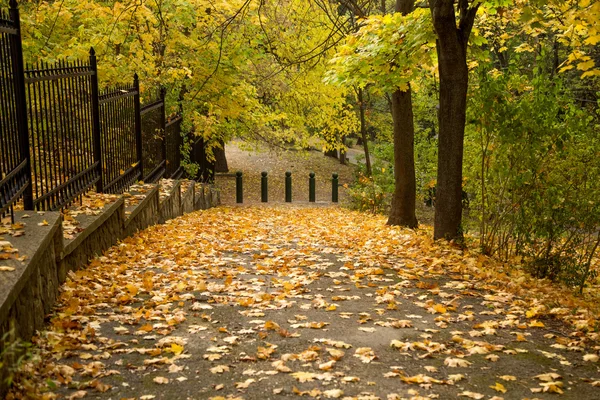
<box><xmin>0</xmin><ymin>0</ymin><xmax>32</xmax><ymax>215</ymax></box>
<box><xmin>89</xmin><ymin>48</ymin><xmax>103</xmax><ymax>193</ymax></box>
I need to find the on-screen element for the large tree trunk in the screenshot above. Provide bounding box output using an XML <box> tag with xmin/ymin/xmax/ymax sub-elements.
<box><xmin>214</xmin><ymin>139</ymin><xmax>229</xmax><ymax>172</ymax></box>
<box><xmin>387</xmin><ymin>0</ymin><xmax>418</xmax><ymax>228</ymax></box>
<box><xmin>430</xmin><ymin>0</ymin><xmax>478</xmax><ymax>240</ymax></box>
<box><xmin>387</xmin><ymin>89</ymin><xmax>418</xmax><ymax>227</ymax></box>
<box><xmin>357</xmin><ymin>88</ymin><xmax>372</xmax><ymax>176</ymax></box>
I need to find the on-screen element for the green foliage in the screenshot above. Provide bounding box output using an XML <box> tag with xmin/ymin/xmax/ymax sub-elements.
<box><xmin>325</xmin><ymin>9</ymin><xmax>436</xmax><ymax>92</ymax></box>
<box><xmin>347</xmin><ymin>153</ymin><xmax>393</xmax><ymax>214</ymax></box>
<box><xmin>464</xmin><ymin>65</ymin><xmax>600</xmax><ymax>291</ymax></box>
<box><xmin>1</xmin><ymin>330</ymin><xmax>34</xmax><ymax>389</ymax></box>
<box><xmin>13</xmin><ymin>0</ymin><xmax>356</xmax><ymax>155</ymax></box>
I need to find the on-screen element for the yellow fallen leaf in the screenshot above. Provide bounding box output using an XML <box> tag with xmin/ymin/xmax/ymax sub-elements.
<box><xmin>0</xmin><ymin>266</ymin><xmax>15</xmax><ymax>272</ymax></box>
<box><xmin>490</xmin><ymin>382</ymin><xmax>507</xmax><ymax>393</ymax></box>
<box><xmin>126</xmin><ymin>283</ymin><xmax>139</xmax><ymax>295</ymax></box>
<box><xmin>291</xmin><ymin>371</ymin><xmax>316</xmax><ymax>382</ymax></box>
<box><xmin>323</xmin><ymin>389</ymin><xmax>344</xmax><ymax>398</ymax></box>
<box><xmin>210</xmin><ymin>365</ymin><xmax>229</xmax><ymax>374</ymax></box>
<box><xmin>458</xmin><ymin>391</ymin><xmax>484</xmax><ymax>399</ymax></box>
<box><xmin>170</xmin><ymin>343</ymin><xmax>184</xmax><ymax>356</ymax></box>
<box><xmin>432</xmin><ymin>303</ymin><xmax>447</xmax><ymax>314</ymax></box>
<box><xmin>234</xmin><ymin>378</ymin><xmax>255</xmax><ymax>389</ymax></box>
<box><xmin>319</xmin><ymin>360</ymin><xmax>336</xmax><ymax>371</ymax></box>
<box><xmin>153</xmin><ymin>376</ymin><xmax>169</xmax><ymax>384</ymax></box>
<box><xmin>444</xmin><ymin>357</ymin><xmax>472</xmax><ymax>368</ymax></box>
<box><xmin>528</xmin><ymin>320</ymin><xmax>545</xmax><ymax>328</ymax></box>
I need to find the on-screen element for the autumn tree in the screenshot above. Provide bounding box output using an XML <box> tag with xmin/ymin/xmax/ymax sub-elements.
<box><xmin>429</xmin><ymin>0</ymin><xmax>480</xmax><ymax>240</ymax></box>
<box><xmin>387</xmin><ymin>0</ymin><xmax>418</xmax><ymax>228</ymax></box>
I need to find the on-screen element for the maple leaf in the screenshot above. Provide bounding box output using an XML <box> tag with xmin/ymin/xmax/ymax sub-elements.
<box><xmin>235</xmin><ymin>378</ymin><xmax>256</xmax><ymax>389</ymax></box>
<box><xmin>66</xmin><ymin>391</ymin><xmax>87</xmax><ymax>400</ymax></box>
<box><xmin>354</xmin><ymin>347</ymin><xmax>377</xmax><ymax>363</ymax></box>
<box><xmin>444</xmin><ymin>357</ymin><xmax>472</xmax><ymax>368</ymax></box>
<box><xmin>490</xmin><ymin>382</ymin><xmax>507</xmax><ymax>393</ymax></box>
<box><xmin>291</xmin><ymin>371</ymin><xmax>316</xmax><ymax>382</ymax></box>
<box><xmin>458</xmin><ymin>391</ymin><xmax>484</xmax><ymax>399</ymax></box>
<box><xmin>153</xmin><ymin>376</ymin><xmax>169</xmax><ymax>384</ymax></box>
<box><xmin>323</xmin><ymin>389</ymin><xmax>344</xmax><ymax>398</ymax></box>
<box><xmin>210</xmin><ymin>365</ymin><xmax>230</xmax><ymax>374</ymax></box>
<box><xmin>319</xmin><ymin>360</ymin><xmax>336</xmax><ymax>371</ymax></box>
<box><xmin>448</xmin><ymin>374</ymin><xmax>465</xmax><ymax>382</ymax></box>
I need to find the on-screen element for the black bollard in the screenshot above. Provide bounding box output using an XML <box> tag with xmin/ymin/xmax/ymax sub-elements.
<box><xmin>309</xmin><ymin>172</ymin><xmax>316</xmax><ymax>202</ymax></box>
<box><xmin>236</xmin><ymin>171</ymin><xmax>243</xmax><ymax>203</ymax></box>
<box><xmin>285</xmin><ymin>171</ymin><xmax>292</xmax><ymax>202</ymax></box>
<box><xmin>332</xmin><ymin>173</ymin><xmax>339</xmax><ymax>203</ymax></box>
<box><xmin>261</xmin><ymin>171</ymin><xmax>268</xmax><ymax>202</ymax></box>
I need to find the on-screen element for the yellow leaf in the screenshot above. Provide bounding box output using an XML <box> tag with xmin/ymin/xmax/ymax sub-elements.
<box><xmin>528</xmin><ymin>320</ymin><xmax>544</xmax><ymax>328</ymax></box>
<box><xmin>490</xmin><ymin>382</ymin><xmax>507</xmax><ymax>393</ymax></box>
<box><xmin>170</xmin><ymin>344</ymin><xmax>184</xmax><ymax>356</ymax></box>
<box><xmin>577</xmin><ymin>60</ymin><xmax>595</xmax><ymax>71</ymax></box>
<box><xmin>153</xmin><ymin>376</ymin><xmax>169</xmax><ymax>384</ymax></box>
<box><xmin>126</xmin><ymin>283</ymin><xmax>139</xmax><ymax>296</ymax></box>
<box><xmin>432</xmin><ymin>304</ymin><xmax>447</xmax><ymax>314</ymax></box>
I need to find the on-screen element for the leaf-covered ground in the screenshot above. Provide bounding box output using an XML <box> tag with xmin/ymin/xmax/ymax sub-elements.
<box><xmin>7</xmin><ymin>206</ymin><xmax>600</xmax><ymax>400</ymax></box>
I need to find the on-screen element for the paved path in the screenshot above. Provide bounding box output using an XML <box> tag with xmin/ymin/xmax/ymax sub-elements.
<box><xmin>8</xmin><ymin>207</ymin><xmax>600</xmax><ymax>400</ymax></box>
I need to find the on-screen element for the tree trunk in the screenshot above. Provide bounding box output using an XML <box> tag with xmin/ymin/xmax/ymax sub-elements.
<box><xmin>387</xmin><ymin>89</ymin><xmax>418</xmax><ymax>228</ymax></box>
<box><xmin>214</xmin><ymin>140</ymin><xmax>229</xmax><ymax>172</ymax></box>
<box><xmin>339</xmin><ymin>134</ymin><xmax>347</xmax><ymax>165</ymax></box>
<box><xmin>387</xmin><ymin>0</ymin><xmax>418</xmax><ymax>228</ymax></box>
<box><xmin>325</xmin><ymin>148</ymin><xmax>338</xmax><ymax>159</ymax></box>
<box><xmin>430</xmin><ymin>0</ymin><xmax>478</xmax><ymax>241</ymax></box>
<box><xmin>357</xmin><ymin>88</ymin><xmax>372</xmax><ymax>176</ymax></box>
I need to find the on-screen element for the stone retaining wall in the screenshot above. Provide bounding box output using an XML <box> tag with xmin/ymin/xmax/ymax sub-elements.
<box><xmin>0</xmin><ymin>180</ymin><xmax>220</xmax><ymax>394</ymax></box>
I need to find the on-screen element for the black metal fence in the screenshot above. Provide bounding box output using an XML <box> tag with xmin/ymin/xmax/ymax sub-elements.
<box><xmin>0</xmin><ymin>1</ymin><xmax>213</xmax><ymax>214</ymax></box>
<box><xmin>141</xmin><ymin>89</ymin><xmax>166</xmax><ymax>183</ymax></box>
<box><xmin>25</xmin><ymin>58</ymin><xmax>101</xmax><ymax>210</ymax></box>
<box><xmin>0</xmin><ymin>2</ymin><xmax>32</xmax><ymax>215</ymax></box>
<box><xmin>165</xmin><ymin>115</ymin><xmax>183</xmax><ymax>179</ymax></box>
<box><xmin>99</xmin><ymin>76</ymin><xmax>141</xmax><ymax>194</ymax></box>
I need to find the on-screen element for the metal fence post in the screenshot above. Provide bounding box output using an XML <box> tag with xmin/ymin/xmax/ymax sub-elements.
<box><xmin>133</xmin><ymin>73</ymin><xmax>143</xmax><ymax>181</ymax></box>
<box><xmin>261</xmin><ymin>171</ymin><xmax>268</xmax><ymax>202</ymax></box>
<box><xmin>160</xmin><ymin>87</ymin><xmax>167</xmax><ymax>166</ymax></box>
<box><xmin>332</xmin><ymin>173</ymin><xmax>339</xmax><ymax>203</ymax></box>
<box><xmin>285</xmin><ymin>171</ymin><xmax>292</xmax><ymax>202</ymax></box>
<box><xmin>9</xmin><ymin>0</ymin><xmax>33</xmax><ymax>210</ymax></box>
<box><xmin>309</xmin><ymin>172</ymin><xmax>315</xmax><ymax>202</ymax></box>
<box><xmin>236</xmin><ymin>171</ymin><xmax>243</xmax><ymax>203</ymax></box>
<box><xmin>89</xmin><ymin>47</ymin><xmax>103</xmax><ymax>192</ymax></box>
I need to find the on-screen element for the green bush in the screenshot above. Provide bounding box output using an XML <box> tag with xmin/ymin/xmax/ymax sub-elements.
<box><xmin>347</xmin><ymin>155</ymin><xmax>394</xmax><ymax>214</ymax></box>
<box><xmin>464</xmin><ymin>67</ymin><xmax>600</xmax><ymax>292</ymax></box>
